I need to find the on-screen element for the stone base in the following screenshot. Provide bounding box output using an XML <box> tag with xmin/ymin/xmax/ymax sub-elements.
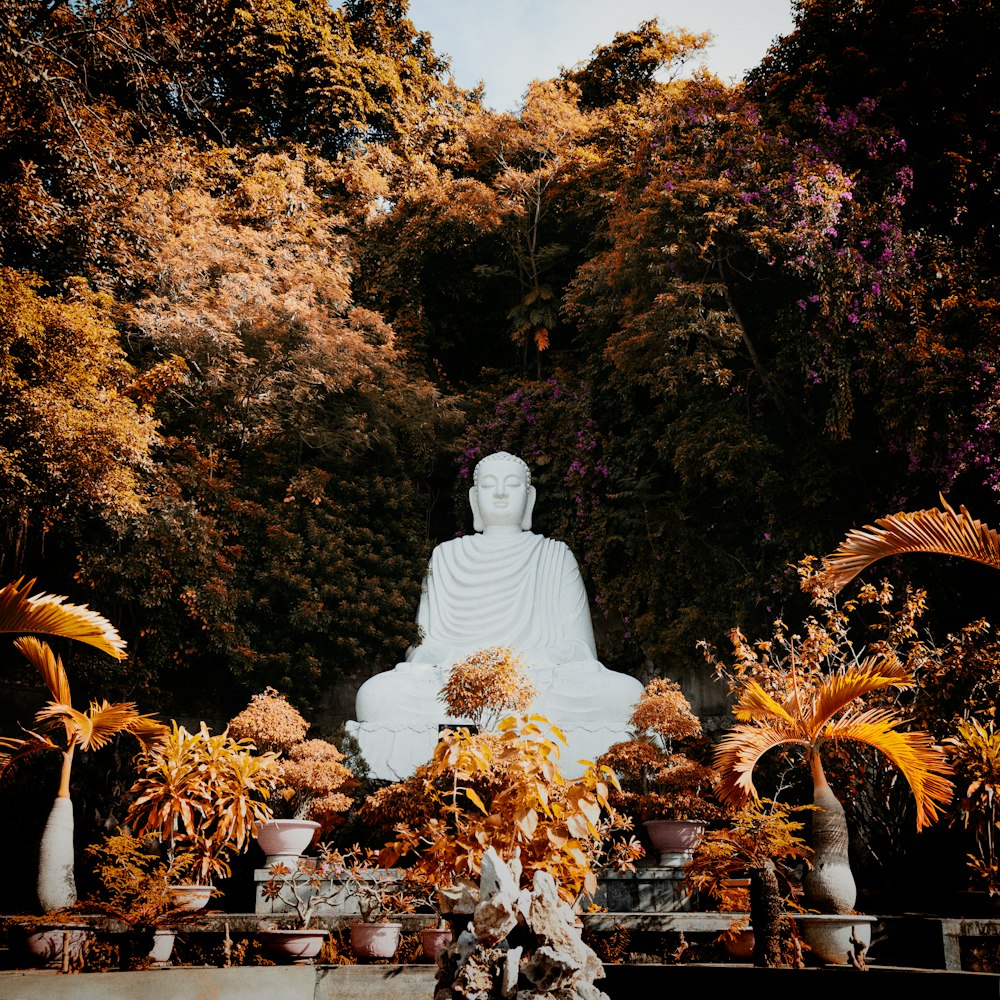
<box><xmin>590</xmin><ymin>866</ymin><xmax>694</xmax><ymax>913</ymax></box>
<box><xmin>346</xmin><ymin>720</ymin><xmax>634</xmax><ymax>781</ymax></box>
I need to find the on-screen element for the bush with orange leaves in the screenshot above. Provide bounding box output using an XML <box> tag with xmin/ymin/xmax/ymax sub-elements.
<box><xmin>438</xmin><ymin>645</ymin><xmax>537</xmax><ymax>730</ymax></box>
<box><xmin>376</xmin><ymin>715</ymin><xmax>643</xmax><ymax>906</ymax></box>
<box><xmin>597</xmin><ymin>677</ymin><xmax>724</xmax><ymax>823</ymax></box>
<box><xmin>228</xmin><ymin>687</ymin><xmax>354</xmax><ymax>836</ymax></box>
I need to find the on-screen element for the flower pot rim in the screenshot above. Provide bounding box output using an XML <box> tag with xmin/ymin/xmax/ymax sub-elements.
<box><xmin>260</xmin><ymin>927</ymin><xmax>329</xmax><ymax>936</ymax></box>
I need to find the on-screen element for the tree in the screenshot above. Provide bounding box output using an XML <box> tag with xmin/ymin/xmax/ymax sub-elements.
<box><xmin>562</xmin><ymin>18</ymin><xmax>710</xmax><ymax>110</ymax></box>
<box><xmin>704</xmin><ymin>565</ymin><xmax>954</xmax><ymax>917</ymax></box>
<box><xmin>74</xmin><ymin>145</ymin><xmax>460</xmax><ymax>717</ymax></box>
<box><xmin>0</xmin><ymin>269</ymin><xmax>156</xmax><ymax>576</ymax></box>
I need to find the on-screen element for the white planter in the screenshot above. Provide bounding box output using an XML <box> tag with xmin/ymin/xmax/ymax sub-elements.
<box><xmin>259</xmin><ymin>929</ymin><xmax>329</xmax><ymax>964</ymax></box>
<box><xmin>168</xmin><ymin>884</ymin><xmax>213</xmax><ymax>912</ymax></box>
<box><xmin>794</xmin><ymin>913</ymin><xmax>876</xmax><ymax>965</ymax></box>
<box><xmin>146</xmin><ymin>929</ymin><xmax>176</xmax><ymax>965</ymax></box>
<box><xmin>255</xmin><ymin>819</ymin><xmax>321</xmax><ymax>862</ymax></box>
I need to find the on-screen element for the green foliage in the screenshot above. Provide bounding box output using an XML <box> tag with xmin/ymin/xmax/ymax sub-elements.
<box><xmin>0</xmin><ymin>271</ymin><xmax>156</xmax><ymax>569</ymax></box>
<box><xmin>562</xmin><ymin>19</ymin><xmax>711</xmax><ymax>109</ymax></box>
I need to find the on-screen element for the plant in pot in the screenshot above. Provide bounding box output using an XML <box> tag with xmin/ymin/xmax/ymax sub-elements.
<box><xmin>259</xmin><ymin>842</ymin><xmax>420</xmax><ymax>962</ymax></box>
<box><xmin>701</xmin><ymin>559</ymin><xmax>955</xmax><ymax>966</ymax></box>
<box><xmin>686</xmin><ymin>798</ymin><xmax>813</xmax><ymax>966</ymax></box>
<box><xmin>80</xmin><ymin>831</ymin><xmax>203</xmax><ymax>966</ymax></box>
<box><xmin>125</xmin><ymin>720</ymin><xmax>281</xmax><ymax>903</ymax></box>
<box><xmin>942</xmin><ymin>717</ymin><xmax>1000</xmax><ymax>905</ymax></box>
<box><xmin>227</xmin><ymin>688</ymin><xmax>355</xmax><ymax>861</ymax></box>
<box><xmin>436</xmin><ymin>645</ymin><xmax>537</xmax><ymax>731</ymax></box>
<box><xmin>596</xmin><ymin>677</ymin><xmax>725</xmax><ymax>866</ymax></box>
<box><xmin>821</xmin><ymin>497</ymin><xmax>1000</xmax><ymax>911</ymax></box>
<box><xmin>0</xmin><ymin>578</ymin><xmax>168</xmax><ymax>914</ymax></box>
<box><xmin>375</xmin><ymin>713</ymin><xmax>643</xmax><ymax>918</ymax></box>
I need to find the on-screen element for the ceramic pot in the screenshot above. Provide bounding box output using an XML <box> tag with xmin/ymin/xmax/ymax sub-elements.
<box><xmin>146</xmin><ymin>929</ymin><xmax>176</xmax><ymax>965</ymax></box>
<box><xmin>420</xmin><ymin>925</ymin><xmax>453</xmax><ymax>960</ymax></box>
<box><xmin>21</xmin><ymin>925</ymin><xmax>92</xmax><ymax>969</ymax></box>
<box><xmin>350</xmin><ymin>921</ymin><xmax>403</xmax><ymax>959</ymax></box>
<box><xmin>255</xmin><ymin>819</ymin><xmax>321</xmax><ymax>861</ymax></box>
<box><xmin>259</xmin><ymin>928</ymin><xmax>329</xmax><ymax>963</ymax></box>
<box><xmin>643</xmin><ymin>819</ymin><xmax>706</xmax><ymax>865</ymax></box>
<box><xmin>795</xmin><ymin>913</ymin><xmax>876</xmax><ymax>965</ymax></box>
<box><xmin>168</xmin><ymin>884</ymin><xmax>213</xmax><ymax>911</ymax></box>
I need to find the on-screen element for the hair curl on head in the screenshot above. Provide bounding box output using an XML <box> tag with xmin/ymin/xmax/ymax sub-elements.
<box><xmin>472</xmin><ymin>451</ymin><xmax>531</xmax><ymax>487</ymax></box>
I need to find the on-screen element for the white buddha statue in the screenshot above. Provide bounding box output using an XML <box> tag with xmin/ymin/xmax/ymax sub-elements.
<box><xmin>346</xmin><ymin>451</ymin><xmax>644</xmax><ymax>780</ymax></box>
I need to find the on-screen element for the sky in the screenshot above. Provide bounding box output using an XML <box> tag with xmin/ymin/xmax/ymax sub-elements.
<box><xmin>405</xmin><ymin>1</ymin><xmax>799</xmax><ymax>113</ymax></box>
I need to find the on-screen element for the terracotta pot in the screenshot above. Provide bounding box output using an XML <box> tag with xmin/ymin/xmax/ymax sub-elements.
<box><xmin>168</xmin><ymin>884</ymin><xmax>213</xmax><ymax>911</ymax></box>
<box><xmin>259</xmin><ymin>928</ymin><xmax>329</xmax><ymax>963</ymax></box>
<box><xmin>420</xmin><ymin>925</ymin><xmax>453</xmax><ymax>960</ymax></box>
<box><xmin>350</xmin><ymin>921</ymin><xmax>403</xmax><ymax>959</ymax></box>
<box><xmin>722</xmin><ymin>927</ymin><xmax>755</xmax><ymax>960</ymax></box>
<box><xmin>255</xmin><ymin>819</ymin><xmax>321</xmax><ymax>860</ymax></box>
<box><xmin>643</xmin><ymin>819</ymin><xmax>706</xmax><ymax>864</ymax></box>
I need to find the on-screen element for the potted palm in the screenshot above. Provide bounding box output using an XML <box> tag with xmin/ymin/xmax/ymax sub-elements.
<box><xmin>0</xmin><ymin>578</ymin><xmax>167</xmax><ymax>914</ymax></box>
<box><xmin>703</xmin><ymin>560</ymin><xmax>955</xmax><ymax>965</ymax></box>
<box><xmin>125</xmin><ymin>720</ymin><xmax>281</xmax><ymax>899</ymax></box>
<box><xmin>597</xmin><ymin>678</ymin><xmax>724</xmax><ymax>864</ymax></box>
<box><xmin>227</xmin><ymin>688</ymin><xmax>355</xmax><ymax>862</ymax></box>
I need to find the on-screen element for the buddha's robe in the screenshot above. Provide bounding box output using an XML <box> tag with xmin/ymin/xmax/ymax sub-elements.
<box><xmin>349</xmin><ymin>531</ymin><xmax>643</xmax><ymax>779</ymax></box>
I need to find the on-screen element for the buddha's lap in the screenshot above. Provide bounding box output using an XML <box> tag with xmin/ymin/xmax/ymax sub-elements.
<box><xmin>355</xmin><ymin>660</ymin><xmax>642</xmax><ymax>722</ymax></box>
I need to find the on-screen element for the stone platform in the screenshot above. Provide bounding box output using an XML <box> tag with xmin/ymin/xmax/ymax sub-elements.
<box><xmin>2</xmin><ymin>960</ymin><xmax>1000</xmax><ymax>1000</ymax></box>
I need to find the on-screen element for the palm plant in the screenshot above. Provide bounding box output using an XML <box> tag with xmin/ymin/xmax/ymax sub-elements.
<box><xmin>820</xmin><ymin>497</ymin><xmax>1000</xmax><ymax>898</ymax></box>
<box><xmin>704</xmin><ymin>571</ymin><xmax>954</xmax><ymax>916</ymax></box>
<box><xmin>819</xmin><ymin>495</ymin><xmax>1000</xmax><ymax>593</ymax></box>
<box><xmin>0</xmin><ymin>579</ymin><xmax>167</xmax><ymax>911</ymax></box>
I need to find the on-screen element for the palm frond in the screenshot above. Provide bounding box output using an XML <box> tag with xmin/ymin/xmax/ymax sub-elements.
<box><xmin>810</xmin><ymin>656</ymin><xmax>913</xmax><ymax>730</ymax></box>
<box><xmin>820</xmin><ymin>497</ymin><xmax>1000</xmax><ymax>593</ymax></box>
<box><xmin>126</xmin><ymin>716</ymin><xmax>170</xmax><ymax>752</ymax></box>
<box><xmin>35</xmin><ymin>703</ymin><xmax>92</xmax><ymax>745</ymax></box>
<box><xmin>13</xmin><ymin>636</ymin><xmax>71</xmax><ymax>703</ymax></box>
<box><xmin>0</xmin><ymin>578</ymin><xmax>126</xmax><ymax>658</ymax></box>
<box><xmin>78</xmin><ymin>702</ymin><xmax>165</xmax><ymax>752</ymax></box>
<box><xmin>827</xmin><ymin>709</ymin><xmax>955</xmax><ymax>829</ymax></box>
<box><xmin>0</xmin><ymin>732</ymin><xmax>60</xmax><ymax>783</ymax></box>
<box><xmin>732</xmin><ymin>681</ymin><xmax>797</xmax><ymax>726</ymax></box>
<box><xmin>713</xmin><ymin>724</ymin><xmax>808</xmax><ymax>807</ymax></box>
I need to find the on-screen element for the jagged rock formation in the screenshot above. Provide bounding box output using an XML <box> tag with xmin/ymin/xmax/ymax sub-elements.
<box><xmin>434</xmin><ymin>848</ymin><xmax>609</xmax><ymax>1000</ymax></box>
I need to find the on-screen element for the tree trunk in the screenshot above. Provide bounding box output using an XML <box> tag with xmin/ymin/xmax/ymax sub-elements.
<box><xmin>37</xmin><ymin>796</ymin><xmax>77</xmax><ymax>912</ymax></box>
<box><xmin>750</xmin><ymin>860</ymin><xmax>783</xmax><ymax>967</ymax></box>
<box><xmin>802</xmin><ymin>751</ymin><xmax>856</xmax><ymax>913</ymax></box>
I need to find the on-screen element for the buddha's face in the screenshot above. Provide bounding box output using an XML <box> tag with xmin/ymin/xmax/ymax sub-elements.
<box><xmin>473</xmin><ymin>459</ymin><xmax>531</xmax><ymax>530</ymax></box>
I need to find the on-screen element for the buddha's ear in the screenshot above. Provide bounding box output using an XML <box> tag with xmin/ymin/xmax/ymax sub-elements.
<box><xmin>469</xmin><ymin>487</ymin><xmax>484</xmax><ymax>532</ymax></box>
<box><xmin>521</xmin><ymin>485</ymin><xmax>536</xmax><ymax>531</ymax></box>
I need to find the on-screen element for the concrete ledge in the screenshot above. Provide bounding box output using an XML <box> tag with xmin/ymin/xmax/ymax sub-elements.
<box><xmin>315</xmin><ymin>964</ymin><xmax>436</xmax><ymax>1000</ymax></box>
<box><xmin>2</xmin><ymin>961</ymin><xmax>999</xmax><ymax>1000</ymax></box>
<box><xmin>0</xmin><ymin>965</ymin><xmax>316</xmax><ymax>1000</ymax></box>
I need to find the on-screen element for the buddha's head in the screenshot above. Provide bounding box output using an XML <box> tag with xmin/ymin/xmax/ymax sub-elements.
<box><xmin>469</xmin><ymin>451</ymin><xmax>536</xmax><ymax>533</ymax></box>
